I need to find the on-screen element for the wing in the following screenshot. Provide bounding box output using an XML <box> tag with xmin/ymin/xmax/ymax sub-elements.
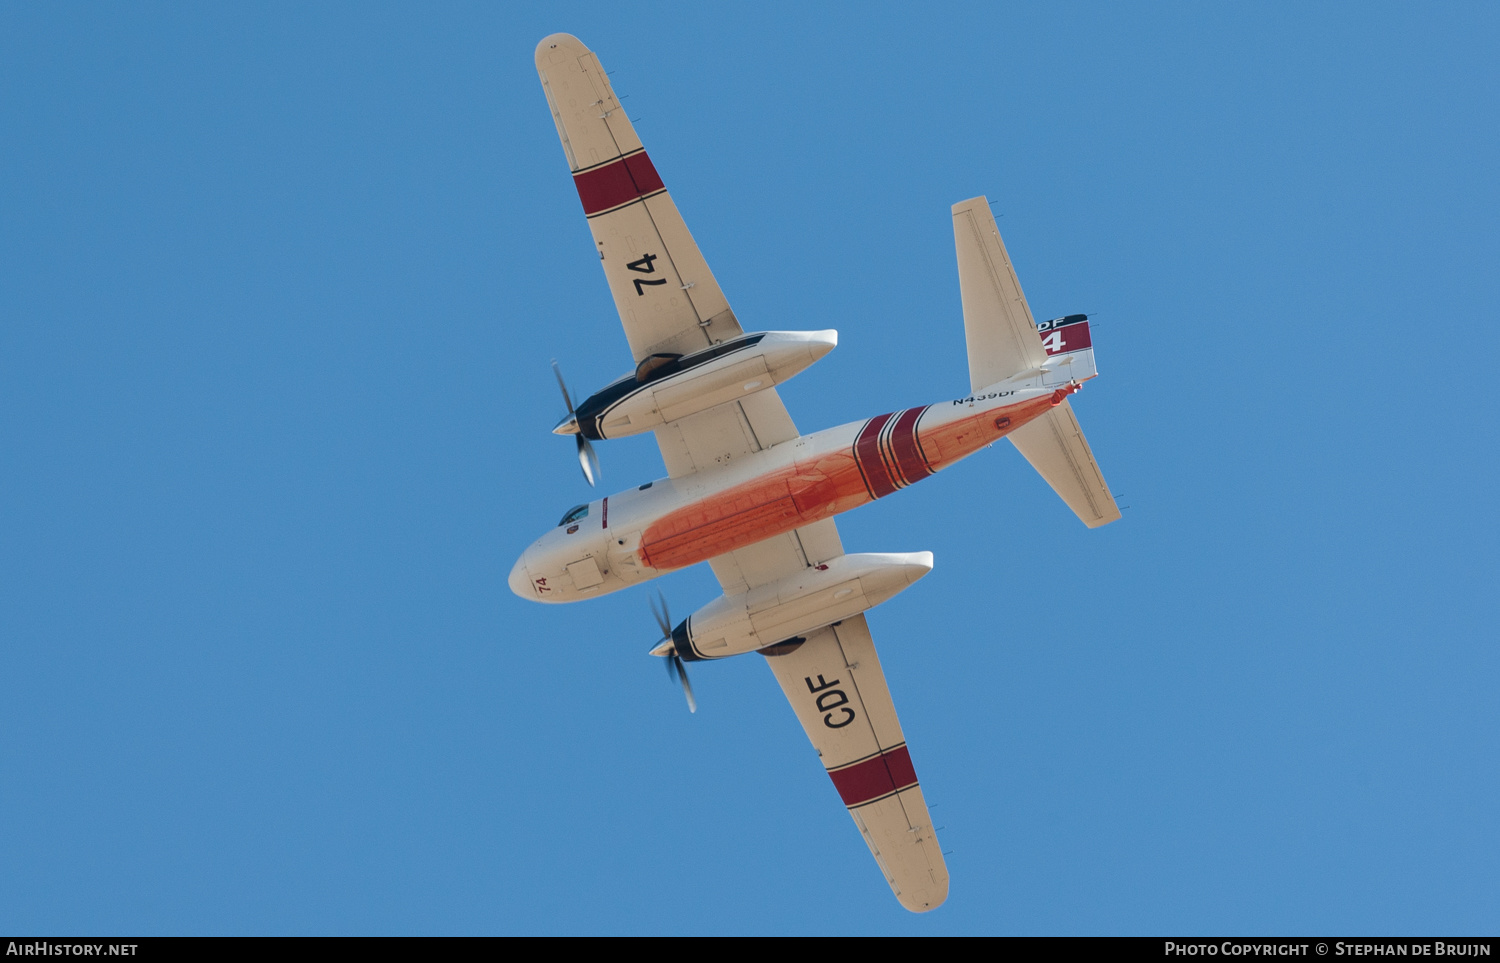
<box><xmin>541</xmin><ymin>37</ymin><xmax>945</xmax><ymax>908</ymax></box>
<box><xmin>705</xmin><ymin>516</ymin><xmax>844</xmax><ymax>596</ymax></box>
<box><xmin>536</xmin><ymin>34</ymin><xmax>802</xmax><ymax>481</ymax></box>
<box><xmin>952</xmin><ymin>195</ymin><xmax>1047</xmax><ymax>391</ymax></box>
<box><xmin>762</xmin><ymin>615</ymin><xmax>949</xmax><ymax>912</ymax></box>
<box><xmin>536</xmin><ymin>33</ymin><xmax>740</xmax><ymax>358</ymax></box>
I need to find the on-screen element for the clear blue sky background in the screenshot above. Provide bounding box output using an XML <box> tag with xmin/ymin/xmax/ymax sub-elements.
<box><xmin>2</xmin><ymin>2</ymin><xmax>1496</xmax><ymax>936</ymax></box>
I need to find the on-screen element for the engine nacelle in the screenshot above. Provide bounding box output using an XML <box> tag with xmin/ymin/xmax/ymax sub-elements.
<box><xmin>561</xmin><ymin>330</ymin><xmax>837</xmax><ymax>441</ymax></box>
<box><xmin>668</xmin><ymin>552</ymin><xmax>933</xmax><ymax>661</ymax></box>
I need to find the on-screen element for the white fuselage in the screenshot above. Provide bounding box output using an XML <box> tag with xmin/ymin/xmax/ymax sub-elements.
<box><xmin>509</xmin><ymin>378</ymin><xmax>1079</xmax><ymax>603</ymax></box>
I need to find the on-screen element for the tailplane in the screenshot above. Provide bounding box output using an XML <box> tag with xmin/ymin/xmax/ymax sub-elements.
<box><xmin>1008</xmin><ymin>398</ymin><xmax>1120</xmax><ymax>528</ymax></box>
<box><xmin>952</xmin><ymin>196</ymin><xmax>1120</xmax><ymax>529</ymax></box>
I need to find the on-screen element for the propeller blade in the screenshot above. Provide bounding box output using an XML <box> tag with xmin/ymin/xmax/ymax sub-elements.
<box><xmin>650</xmin><ymin>593</ymin><xmax>694</xmax><ymax>712</ymax></box>
<box><xmin>649</xmin><ymin>590</ymin><xmax>672</xmax><ymax>639</ymax></box>
<box><xmin>576</xmin><ymin>434</ymin><xmax>599</xmax><ymax>488</ymax></box>
<box><xmin>675</xmin><ymin>655</ymin><xmax>697</xmax><ymax>714</ymax></box>
<box><xmin>552</xmin><ymin>360</ymin><xmax>599</xmax><ymax>486</ymax></box>
<box><xmin>550</xmin><ymin>360</ymin><xmax>576</xmax><ymax>415</ymax></box>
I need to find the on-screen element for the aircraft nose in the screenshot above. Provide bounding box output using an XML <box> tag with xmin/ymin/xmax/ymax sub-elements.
<box><xmin>508</xmin><ymin>553</ymin><xmax>532</xmax><ymax>599</ymax></box>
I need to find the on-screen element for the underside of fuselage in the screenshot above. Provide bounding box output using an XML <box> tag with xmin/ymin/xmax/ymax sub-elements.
<box><xmin>508</xmin><ymin>382</ymin><xmax>1077</xmax><ymax>603</ymax></box>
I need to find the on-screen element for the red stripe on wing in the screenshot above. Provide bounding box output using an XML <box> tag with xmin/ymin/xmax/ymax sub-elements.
<box><xmin>623</xmin><ymin>151</ymin><xmax>664</xmax><ymax>195</ymax></box>
<box><xmin>573</xmin><ymin>150</ymin><xmax>667</xmax><ymax>217</ymax></box>
<box><xmin>828</xmin><ymin>745</ymin><xmax>919</xmax><ymax>808</ymax></box>
<box><xmin>854</xmin><ymin>413</ymin><xmax>899</xmax><ymax>499</ymax></box>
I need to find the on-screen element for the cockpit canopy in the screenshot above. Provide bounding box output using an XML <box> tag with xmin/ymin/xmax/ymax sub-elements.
<box><xmin>558</xmin><ymin>503</ymin><xmax>590</xmax><ymax>527</ymax></box>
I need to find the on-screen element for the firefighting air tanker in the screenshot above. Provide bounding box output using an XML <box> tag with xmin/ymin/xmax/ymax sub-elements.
<box><xmin>513</xmin><ymin>34</ymin><xmax>1121</xmax><ymax>912</ymax></box>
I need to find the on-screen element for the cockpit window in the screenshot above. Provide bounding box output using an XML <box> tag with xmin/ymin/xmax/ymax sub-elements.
<box><xmin>558</xmin><ymin>503</ymin><xmax>590</xmax><ymax>527</ymax></box>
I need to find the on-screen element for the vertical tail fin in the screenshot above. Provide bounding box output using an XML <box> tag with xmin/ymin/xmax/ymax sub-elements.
<box><xmin>1013</xmin><ymin>314</ymin><xmax>1118</xmax><ymax>526</ymax></box>
<box><xmin>951</xmin><ymin>197</ymin><xmax>1120</xmax><ymax>528</ymax></box>
<box><xmin>1035</xmin><ymin>314</ymin><xmax>1097</xmax><ymax>385</ymax></box>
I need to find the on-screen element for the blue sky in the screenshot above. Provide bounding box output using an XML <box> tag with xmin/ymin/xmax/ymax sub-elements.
<box><xmin>2</xmin><ymin>2</ymin><xmax>1496</xmax><ymax>935</ymax></box>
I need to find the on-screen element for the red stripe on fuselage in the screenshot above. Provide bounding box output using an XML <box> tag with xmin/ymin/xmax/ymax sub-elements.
<box><xmin>573</xmin><ymin>150</ymin><xmax>667</xmax><ymax>217</ymax></box>
<box><xmin>888</xmin><ymin>406</ymin><xmax>932</xmax><ymax>485</ymax></box>
<box><xmin>828</xmin><ymin>745</ymin><xmax>919</xmax><ymax>808</ymax></box>
<box><xmin>854</xmin><ymin>413</ymin><xmax>898</xmax><ymax>499</ymax></box>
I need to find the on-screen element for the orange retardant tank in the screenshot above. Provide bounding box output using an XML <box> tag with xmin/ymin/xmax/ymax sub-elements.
<box><xmin>639</xmin><ymin>387</ymin><xmax>1065</xmax><ymax>571</ymax></box>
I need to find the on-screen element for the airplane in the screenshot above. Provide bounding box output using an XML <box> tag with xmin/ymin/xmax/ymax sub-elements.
<box><xmin>514</xmin><ymin>33</ymin><xmax>1121</xmax><ymax>913</ymax></box>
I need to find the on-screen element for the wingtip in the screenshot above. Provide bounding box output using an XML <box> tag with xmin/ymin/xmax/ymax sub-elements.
<box><xmin>535</xmin><ymin>33</ymin><xmax>588</xmax><ymax>66</ymax></box>
<box><xmin>895</xmin><ymin>869</ymin><xmax>950</xmax><ymax>913</ymax></box>
<box><xmin>898</xmin><ymin>887</ymin><xmax>949</xmax><ymax>913</ymax></box>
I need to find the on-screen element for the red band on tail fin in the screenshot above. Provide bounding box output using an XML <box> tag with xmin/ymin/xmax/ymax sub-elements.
<box><xmin>1038</xmin><ymin>316</ymin><xmax>1092</xmax><ymax>356</ymax></box>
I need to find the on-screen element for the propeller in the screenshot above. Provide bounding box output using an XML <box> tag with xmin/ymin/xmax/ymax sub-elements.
<box><xmin>649</xmin><ymin>591</ymin><xmax>696</xmax><ymax>713</ymax></box>
<box><xmin>551</xmin><ymin>360</ymin><xmax>600</xmax><ymax>487</ymax></box>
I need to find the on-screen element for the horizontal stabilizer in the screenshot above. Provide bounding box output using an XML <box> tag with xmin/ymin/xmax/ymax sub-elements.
<box><xmin>1008</xmin><ymin>399</ymin><xmax>1121</xmax><ymax>528</ymax></box>
<box><xmin>953</xmin><ymin>196</ymin><xmax>1045</xmax><ymax>391</ymax></box>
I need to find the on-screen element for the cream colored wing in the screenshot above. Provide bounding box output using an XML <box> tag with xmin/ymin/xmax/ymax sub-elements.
<box><xmin>952</xmin><ymin>196</ymin><xmax>1047</xmax><ymax>391</ymax></box>
<box><xmin>651</xmin><ymin>389</ymin><xmax>799</xmax><ymax>477</ymax></box>
<box><xmin>761</xmin><ymin>616</ymin><xmax>949</xmax><ymax>913</ymax></box>
<box><xmin>706</xmin><ymin>518</ymin><xmax>844</xmax><ymax>596</ymax></box>
<box><xmin>537</xmin><ymin>34</ymin><xmax>803</xmax><ymax>483</ymax></box>
<box><xmin>541</xmin><ymin>34</ymin><xmax>944</xmax><ymax>912</ymax></box>
<box><xmin>536</xmin><ymin>33</ymin><xmax>740</xmax><ymax>359</ymax></box>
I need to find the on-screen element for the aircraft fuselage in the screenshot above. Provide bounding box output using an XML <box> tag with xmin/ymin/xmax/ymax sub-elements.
<box><xmin>509</xmin><ymin>380</ymin><xmax>1078</xmax><ymax>603</ymax></box>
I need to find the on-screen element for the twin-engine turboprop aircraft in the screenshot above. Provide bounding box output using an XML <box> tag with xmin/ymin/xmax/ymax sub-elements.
<box><xmin>516</xmin><ymin>34</ymin><xmax>1121</xmax><ymax>913</ymax></box>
